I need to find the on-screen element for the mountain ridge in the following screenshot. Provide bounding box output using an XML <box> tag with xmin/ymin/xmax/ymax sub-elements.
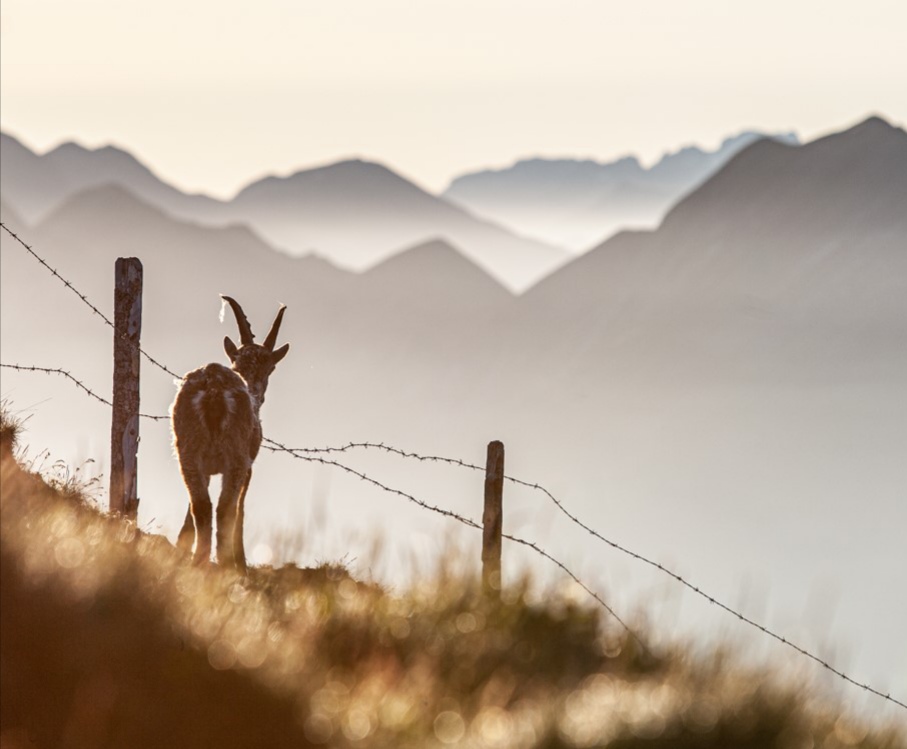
<box><xmin>520</xmin><ymin>114</ymin><xmax>907</xmax><ymax>362</ymax></box>
<box><xmin>660</xmin><ymin>115</ymin><xmax>907</xmax><ymax>239</ymax></box>
<box><xmin>26</xmin><ymin>183</ymin><xmax>515</xmax><ymax>312</ymax></box>
<box><xmin>442</xmin><ymin>129</ymin><xmax>801</xmax><ymax>251</ymax></box>
<box><xmin>3</xmin><ymin>115</ymin><xmax>900</xmax><ymax>295</ymax></box>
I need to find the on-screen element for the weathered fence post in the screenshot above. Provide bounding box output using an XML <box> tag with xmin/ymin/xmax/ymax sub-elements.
<box><xmin>109</xmin><ymin>257</ymin><xmax>143</xmax><ymax>519</ymax></box>
<box><xmin>482</xmin><ymin>440</ymin><xmax>505</xmax><ymax>595</ymax></box>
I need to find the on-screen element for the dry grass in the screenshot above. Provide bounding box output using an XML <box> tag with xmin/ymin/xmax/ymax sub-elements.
<box><xmin>0</xmin><ymin>416</ymin><xmax>904</xmax><ymax>748</ymax></box>
<box><xmin>0</xmin><ymin>399</ymin><xmax>24</xmax><ymax>461</ymax></box>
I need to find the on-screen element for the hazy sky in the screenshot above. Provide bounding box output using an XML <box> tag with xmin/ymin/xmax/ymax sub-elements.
<box><xmin>1</xmin><ymin>0</ymin><xmax>905</xmax><ymax>195</ymax></box>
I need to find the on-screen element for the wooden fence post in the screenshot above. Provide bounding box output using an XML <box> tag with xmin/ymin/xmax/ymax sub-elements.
<box><xmin>110</xmin><ymin>257</ymin><xmax>143</xmax><ymax>519</ymax></box>
<box><xmin>482</xmin><ymin>440</ymin><xmax>505</xmax><ymax>595</ymax></box>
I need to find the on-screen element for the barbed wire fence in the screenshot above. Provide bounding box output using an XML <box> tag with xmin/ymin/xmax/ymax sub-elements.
<box><xmin>1</xmin><ymin>220</ymin><xmax>904</xmax><ymax>711</ymax></box>
<box><xmin>0</xmin><ymin>360</ymin><xmax>645</xmax><ymax>652</ymax></box>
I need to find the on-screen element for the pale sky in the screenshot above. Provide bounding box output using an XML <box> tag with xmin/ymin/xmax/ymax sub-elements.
<box><xmin>1</xmin><ymin>0</ymin><xmax>905</xmax><ymax>196</ymax></box>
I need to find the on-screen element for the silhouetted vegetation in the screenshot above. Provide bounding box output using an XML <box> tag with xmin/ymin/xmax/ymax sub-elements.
<box><xmin>1</xmin><ymin>411</ymin><xmax>903</xmax><ymax>748</ymax></box>
<box><xmin>0</xmin><ymin>400</ymin><xmax>22</xmax><ymax>461</ymax></box>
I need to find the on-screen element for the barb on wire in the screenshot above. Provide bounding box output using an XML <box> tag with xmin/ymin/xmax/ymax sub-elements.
<box><xmin>1</xmin><ymin>222</ymin><xmax>182</xmax><ymax>380</ymax></box>
<box><xmin>264</xmin><ymin>438</ymin><xmax>906</xmax><ymax>710</ymax></box>
<box><xmin>1</xmin><ymin>363</ymin><xmax>169</xmax><ymax>421</ymax></box>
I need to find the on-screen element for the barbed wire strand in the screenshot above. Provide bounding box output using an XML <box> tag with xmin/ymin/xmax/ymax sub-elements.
<box><xmin>0</xmin><ymin>222</ymin><xmax>182</xmax><ymax>380</ymax></box>
<box><xmin>0</xmin><ymin>363</ymin><xmax>169</xmax><ymax>421</ymax></box>
<box><xmin>257</xmin><ymin>439</ymin><xmax>907</xmax><ymax>710</ymax></box>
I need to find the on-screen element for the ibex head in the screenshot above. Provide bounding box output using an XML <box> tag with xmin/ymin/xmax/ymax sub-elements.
<box><xmin>221</xmin><ymin>295</ymin><xmax>289</xmax><ymax>405</ymax></box>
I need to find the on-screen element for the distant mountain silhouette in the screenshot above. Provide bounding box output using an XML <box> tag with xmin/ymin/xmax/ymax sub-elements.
<box><xmin>0</xmin><ymin>136</ymin><xmax>565</xmax><ymax>292</ymax></box>
<box><xmin>1</xmin><ymin>133</ymin><xmax>63</xmax><ymax>223</ymax></box>
<box><xmin>661</xmin><ymin>115</ymin><xmax>906</xmax><ymax>237</ymax></box>
<box><xmin>443</xmin><ymin>131</ymin><xmax>799</xmax><ymax>251</ymax></box>
<box><xmin>514</xmin><ymin>116</ymin><xmax>906</xmax><ymax>387</ymax></box>
<box><xmin>364</xmin><ymin>238</ymin><xmax>509</xmax><ymax>305</ymax></box>
<box><xmin>0</xmin><ymin>133</ymin><xmax>223</xmax><ymax>224</ymax></box>
<box><xmin>224</xmin><ymin>159</ymin><xmax>567</xmax><ymax>291</ymax></box>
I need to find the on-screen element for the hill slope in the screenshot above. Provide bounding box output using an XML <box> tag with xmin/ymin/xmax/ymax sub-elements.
<box><xmin>2</xmin><ymin>427</ymin><xmax>903</xmax><ymax>749</ymax></box>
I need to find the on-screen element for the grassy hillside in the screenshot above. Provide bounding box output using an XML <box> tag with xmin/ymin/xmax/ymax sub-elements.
<box><xmin>0</xmin><ymin>411</ymin><xmax>903</xmax><ymax>748</ymax></box>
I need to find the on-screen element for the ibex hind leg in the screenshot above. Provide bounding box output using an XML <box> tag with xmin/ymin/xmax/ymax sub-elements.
<box><xmin>232</xmin><ymin>468</ymin><xmax>252</xmax><ymax>573</ymax></box>
<box><xmin>177</xmin><ymin>506</ymin><xmax>195</xmax><ymax>552</ymax></box>
<box><xmin>216</xmin><ymin>467</ymin><xmax>248</xmax><ymax>569</ymax></box>
<box><xmin>182</xmin><ymin>468</ymin><xmax>213</xmax><ymax>564</ymax></box>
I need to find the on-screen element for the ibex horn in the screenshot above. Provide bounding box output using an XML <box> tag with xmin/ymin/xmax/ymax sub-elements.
<box><xmin>221</xmin><ymin>295</ymin><xmax>255</xmax><ymax>345</ymax></box>
<box><xmin>262</xmin><ymin>304</ymin><xmax>287</xmax><ymax>351</ymax></box>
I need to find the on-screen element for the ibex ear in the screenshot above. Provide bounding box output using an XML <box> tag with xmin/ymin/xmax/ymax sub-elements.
<box><xmin>224</xmin><ymin>336</ymin><xmax>239</xmax><ymax>362</ymax></box>
<box><xmin>271</xmin><ymin>343</ymin><xmax>290</xmax><ymax>364</ymax></box>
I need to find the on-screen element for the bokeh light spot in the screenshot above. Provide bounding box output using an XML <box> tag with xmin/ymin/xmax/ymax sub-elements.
<box><xmin>251</xmin><ymin>543</ymin><xmax>273</xmax><ymax>565</ymax></box>
<box><xmin>434</xmin><ymin>710</ymin><xmax>466</xmax><ymax>744</ymax></box>
<box><xmin>304</xmin><ymin>713</ymin><xmax>333</xmax><ymax>744</ymax></box>
<box><xmin>207</xmin><ymin>639</ymin><xmax>236</xmax><ymax>670</ymax></box>
<box><xmin>55</xmin><ymin>537</ymin><xmax>85</xmax><ymax>569</ymax></box>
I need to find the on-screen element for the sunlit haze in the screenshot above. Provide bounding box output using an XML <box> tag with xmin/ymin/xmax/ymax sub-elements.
<box><xmin>1</xmin><ymin>0</ymin><xmax>905</xmax><ymax>194</ymax></box>
<box><xmin>2</xmin><ymin>0</ymin><xmax>906</xmax><ymax>729</ymax></box>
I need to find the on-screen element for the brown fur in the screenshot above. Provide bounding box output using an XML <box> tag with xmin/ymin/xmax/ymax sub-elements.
<box><xmin>171</xmin><ymin>298</ymin><xmax>288</xmax><ymax>569</ymax></box>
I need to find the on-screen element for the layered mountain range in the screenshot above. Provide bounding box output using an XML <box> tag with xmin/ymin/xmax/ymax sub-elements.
<box><xmin>2</xmin><ymin>115</ymin><xmax>903</xmax><ymax>395</ymax></box>
<box><xmin>0</xmin><ymin>133</ymin><xmax>565</xmax><ymax>292</ymax></box>
<box><xmin>509</xmin><ymin>116</ymin><xmax>907</xmax><ymax>386</ymax></box>
<box><xmin>2</xmin><ymin>115</ymin><xmax>903</xmax><ymax>382</ymax></box>
<box><xmin>1</xmin><ymin>126</ymin><xmax>796</xmax><ymax>290</ymax></box>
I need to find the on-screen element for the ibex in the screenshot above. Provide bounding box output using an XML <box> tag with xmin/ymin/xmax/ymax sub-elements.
<box><xmin>172</xmin><ymin>296</ymin><xmax>289</xmax><ymax>569</ymax></box>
